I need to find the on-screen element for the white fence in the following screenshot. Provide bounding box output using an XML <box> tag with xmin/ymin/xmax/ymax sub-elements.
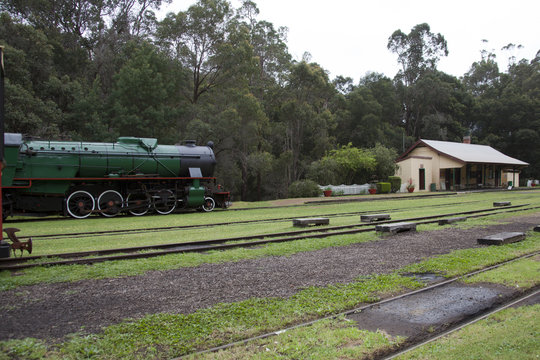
<box><xmin>319</xmin><ymin>184</ymin><xmax>371</xmax><ymax>195</ymax></box>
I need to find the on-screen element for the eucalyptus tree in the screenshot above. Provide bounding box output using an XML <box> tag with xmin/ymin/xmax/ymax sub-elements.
<box><xmin>0</xmin><ymin>14</ymin><xmax>62</xmax><ymax>137</ymax></box>
<box><xmin>156</xmin><ymin>0</ymin><xmax>243</xmax><ymax>105</ymax></box>
<box><xmin>278</xmin><ymin>61</ymin><xmax>337</xmax><ymax>184</ymax></box>
<box><xmin>236</xmin><ymin>0</ymin><xmax>291</xmax><ymax>94</ymax></box>
<box><xmin>387</xmin><ymin>23</ymin><xmax>448</xmax><ymax>138</ymax></box>
<box><xmin>467</xmin><ymin>53</ymin><xmax>540</xmax><ymax>178</ymax></box>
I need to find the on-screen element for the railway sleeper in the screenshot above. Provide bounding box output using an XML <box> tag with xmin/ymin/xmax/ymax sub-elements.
<box><xmin>375</xmin><ymin>222</ymin><xmax>417</xmax><ymax>234</ymax></box>
<box><xmin>477</xmin><ymin>232</ymin><xmax>526</xmax><ymax>245</ymax></box>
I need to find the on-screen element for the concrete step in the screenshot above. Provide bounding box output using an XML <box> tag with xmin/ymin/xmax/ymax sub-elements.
<box><xmin>375</xmin><ymin>222</ymin><xmax>416</xmax><ymax>234</ymax></box>
<box><xmin>477</xmin><ymin>232</ymin><xmax>525</xmax><ymax>245</ymax></box>
<box><xmin>438</xmin><ymin>217</ymin><xmax>467</xmax><ymax>225</ymax></box>
<box><xmin>292</xmin><ymin>217</ymin><xmax>330</xmax><ymax>227</ymax></box>
<box><xmin>361</xmin><ymin>214</ymin><xmax>391</xmax><ymax>222</ymax></box>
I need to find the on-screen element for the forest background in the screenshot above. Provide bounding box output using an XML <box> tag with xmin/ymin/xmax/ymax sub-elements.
<box><xmin>1</xmin><ymin>0</ymin><xmax>539</xmax><ymax>201</ymax></box>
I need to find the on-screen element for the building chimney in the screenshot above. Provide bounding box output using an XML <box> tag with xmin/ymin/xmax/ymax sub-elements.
<box><xmin>463</xmin><ymin>136</ymin><xmax>471</xmax><ymax>144</ymax></box>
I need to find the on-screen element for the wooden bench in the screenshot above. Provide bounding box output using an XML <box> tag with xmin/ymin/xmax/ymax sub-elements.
<box><xmin>361</xmin><ymin>214</ymin><xmax>391</xmax><ymax>222</ymax></box>
<box><xmin>493</xmin><ymin>201</ymin><xmax>511</xmax><ymax>207</ymax></box>
<box><xmin>438</xmin><ymin>217</ymin><xmax>467</xmax><ymax>225</ymax></box>
<box><xmin>477</xmin><ymin>232</ymin><xmax>525</xmax><ymax>245</ymax></box>
<box><xmin>375</xmin><ymin>222</ymin><xmax>416</xmax><ymax>234</ymax></box>
<box><xmin>292</xmin><ymin>218</ymin><xmax>330</xmax><ymax>227</ymax></box>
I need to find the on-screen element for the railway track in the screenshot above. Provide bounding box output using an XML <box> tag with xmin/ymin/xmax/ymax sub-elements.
<box><xmin>9</xmin><ymin>199</ymin><xmax>487</xmax><ymax>241</ymax></box>
<box><xmin>383</xmin><ymin>289</ymin><xmax>540</xmax><ymax>359</ymax></box>
<box><xmin>179</xmin><ymin>250</ymin><xmax>540</xmax><ymax>359</ymax></box>
<box><xmin>3</xmin><ymin>192</ymin><xmax>461</xmax><ymax>224</ymax></box>
<box><xmin>0</xmin><ymin>203</ymin><xmax>535</xmax><ymax>270</ymax></box>
<box><xmin>13</xmin><ymin>188</ymin><xmax>533</xmax><ymax>225</ymax></box>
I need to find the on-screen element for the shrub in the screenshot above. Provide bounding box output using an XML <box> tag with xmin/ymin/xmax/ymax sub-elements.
<box><xmin>376</xmin><ymin>182</ymin><xmax>391</xmax><ymax>194</ymax></box>
<box><xmin>388</xmin><ymin>176</ymin><xmax>401</xmax><ymax>193</ymax></box>
<box><xmin>288</xmin><ymin>180</ymin><xmax>323</xmax><ymax>198</ymax></box>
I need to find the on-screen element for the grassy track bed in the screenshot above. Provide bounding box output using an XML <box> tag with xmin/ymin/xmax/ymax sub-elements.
<box><xmin>1</xmin><ymin>192</ymin><xmax>539</xmax><ymax>289</ymax></box>
<box><xmin>7</xmin><ymin>192</ymin><xmax>534</xmax><ymax>257</ymax></box>
<box><xmin>1</xmin><ymin>216</ymin><xmax>539</xmax><ymax>358</ymax></box>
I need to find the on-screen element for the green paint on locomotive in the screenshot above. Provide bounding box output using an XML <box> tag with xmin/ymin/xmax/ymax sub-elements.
<box><xmin>2</xmin><ymin>135</ymin><xmax>213</xmax><ymax>195</ymax></box>
<box><xmin>187</xmin><ymin>179</ymin><xmax>205</xmax><ymax>207</ymax></box>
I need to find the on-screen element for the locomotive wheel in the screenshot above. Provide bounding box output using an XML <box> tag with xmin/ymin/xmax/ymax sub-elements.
<box><xmin>201</xmin><ymin>197</ymin><xmax>215</xmax><ymax>212</ymax></box>
<box><xmin>153</xmin><ymin>189</ymin><xmax>176</xmax><ymax>215</ymax></box>
<box><xmin>97</xmin><ymin>190</ymin><xmax>123</xmax><ymax>217</ymax></box>
<box><xmin>66</xmin><ymin>190</ymin><xmax>95</xmax><ymax>219</ymax></box>
<box><xmin>126</xmin><ymin>193</ymin><xmax>151</xmax><ymax>216</ymax></box>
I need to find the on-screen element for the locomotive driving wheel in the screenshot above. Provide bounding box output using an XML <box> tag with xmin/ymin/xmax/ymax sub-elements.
<box><xmin>201</xmin><ymin>197</ymin><xmax>215</xmax><ymax>212</ymax></box>
<box><xmin>97</xmin><ymin>190</ymin><xmax>123</xmax><ymax>217</ymax></box>
<box><xmin>126</xmin><ymin>192</ymin><xmax>151</xmax><ymax>216</ymax></box>
<box><xmin>66</xmin><ymin>190</ymin><xmax>95</xmax><ymax>219</ymax></box>
<box><xmin>153</xmin><ymin>189</ymin><xmax>176</xmax><ymax>215</ymax></box>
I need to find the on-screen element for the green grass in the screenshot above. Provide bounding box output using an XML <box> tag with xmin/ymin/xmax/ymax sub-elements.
<box><xmin>2</xmin><ymin>191</ymin><xmax>540</xmax><ymax>290</ymax></box>
<box><xmin>0</xmin><ymin>273</ymin><xmax>421</xmax><ymax>359</ymax></box>
<box><xmin>463</xmin><ymin>256</ymin><xmax>540</xmax><ymax>289</ymax></box>
<box><xmin>191</xmin><ymin>317</ymin><xmax>405</xmax><ymax>360</ymax></box>
<box><xmin>1</xmin><ymin>191</ymin><xmax>540</xmax><ymax>359</ymax></box>
<box><xmin>2</xmin><ymin>231</ymin><xmax>539</xmax><ymax>358</ymax></box>
<box><xmin>396</xmin><ymin>304</ymin><xmax>540</xmax><ymax>360</ymax></box>
<box><xmin>401</xmin><ymin>230</ymin><xmax>540</xmax><ymax>277</ymax></box>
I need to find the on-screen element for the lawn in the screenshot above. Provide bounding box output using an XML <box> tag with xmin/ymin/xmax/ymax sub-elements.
<box><xmin>0</xmin><ymin>190</ymin><xmax>539</xmax><ymax>359</ymax></box>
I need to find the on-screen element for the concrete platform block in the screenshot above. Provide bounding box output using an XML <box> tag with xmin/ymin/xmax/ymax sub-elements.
<box><xmin>361</xmin><ymin>213</ymin><xmax>391</xmax><ymax>222</ymax></box>
<box><xmin>376</xmin><ymin>222</ymin><xmax>416</xmax><ymax>234</ymax></box>
<box><xmin>477</xmin><ymin>232</ymin><xmax>525</xmax><ymax>246</ymax></box>
<box><xmin>438</xmin><ymin>217</ymin><xmax>467</xmax><ymax>225</ymax></box>
<box><xmin>292</xmin><ymin>217</ymin><xmax>330</xmax><ymax>227</ymax></box>
<box><xmin>493</xmin><ymin>201</ymin><xmax>511</xmax><ymax>207</ymax></box>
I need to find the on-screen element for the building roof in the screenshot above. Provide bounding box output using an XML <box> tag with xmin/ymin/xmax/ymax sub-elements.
<box><xmin>397</xmin><ymin>139</ymin><xmax>529</xmax><ymax>166</ymax></box>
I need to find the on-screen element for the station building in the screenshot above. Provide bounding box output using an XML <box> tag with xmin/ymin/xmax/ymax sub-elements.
<box><xmin>395</xmin><ymin>137</ymin><xmax>528</xmax><ymax>191</ymax></box>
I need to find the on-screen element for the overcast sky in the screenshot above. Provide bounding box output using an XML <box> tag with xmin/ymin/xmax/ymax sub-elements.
<box><xmin>158</xmin><ymin>0</ymin><xmax>540</xmax><ymax>83</ymax></box>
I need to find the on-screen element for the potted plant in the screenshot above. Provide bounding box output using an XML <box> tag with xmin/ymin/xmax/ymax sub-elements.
<box><xmin>406</xmin><ymin>178</ymin><xmax>415</xmax><ymax>193</ymax></box>
<box><xmin>368</xmin><ymin>183</ymin><xmax>377</xmax><ymax>195</ymax></box>
<box><xmin>323</xmin><ymin>187</ymin><xmax>333</xmax><ymax>197</ymax></box>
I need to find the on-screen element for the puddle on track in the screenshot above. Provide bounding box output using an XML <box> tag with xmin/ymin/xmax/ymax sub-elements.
<box><xmin>347</xmin><ymin>283</ymin><xmax>513</xmax><ymax>337</ymax></box>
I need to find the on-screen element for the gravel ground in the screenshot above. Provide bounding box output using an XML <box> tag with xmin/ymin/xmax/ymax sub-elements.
<box><xmin>1</xmin><ymin>214</ymin><xmax>539</xmax><ymax>342</ymax></box>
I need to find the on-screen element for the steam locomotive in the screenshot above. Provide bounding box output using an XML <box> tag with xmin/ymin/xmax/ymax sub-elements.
<box><xmin>1</xmin><ymin>133</ymin><xmax>230</xmax><ymax>219</ymax></box>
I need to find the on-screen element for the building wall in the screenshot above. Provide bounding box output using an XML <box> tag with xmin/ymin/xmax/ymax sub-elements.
<box><xmin>503</xmin><ymin>171</ymin><xmax>520</xmax><ymax>187</ymax></box>
<box><xmin>396</xmin><ymin>144</ymin><xmax>524</xmax><ymax>191</ymax></box>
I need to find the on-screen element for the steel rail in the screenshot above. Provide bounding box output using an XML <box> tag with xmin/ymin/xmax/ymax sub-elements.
<box><xmin>0</xmin><ymin>204</ymin><xmax>535</xmax><ymax>270</ymax></box>
<box><xmin>2</xmin><ymin>191</ymin><xmax>463</xmax><ymax>223</ymax></box>
<box><xmin>7</xmin><ymin>199</ymin><xmax>499</xmax><ymax>241</ymax></box>
<box><xmin>178</xmin><ymin>251</ymin><xmax>540</xmax><ymax>359</ymax></box>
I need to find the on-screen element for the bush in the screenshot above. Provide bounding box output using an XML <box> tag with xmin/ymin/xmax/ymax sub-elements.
<box><xmin>388</xmin><ymin>176</ymin><xmax>401</xmax><ymax>193</ymax></box>
<box><xmin>288</xmin><ymin>180</ymin><xmax>323</xmax><ymax>198</ymax></box>
<box><xmin>376</xmin><ymin>182</ymin><xmax>391</xmax><ymax>194</ymax></box>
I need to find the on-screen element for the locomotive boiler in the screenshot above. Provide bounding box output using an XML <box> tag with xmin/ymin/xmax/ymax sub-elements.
<box><xmin>1</xmin><ymin>133</ymin><xmax>230</xmax><ymax>218</ymax></box>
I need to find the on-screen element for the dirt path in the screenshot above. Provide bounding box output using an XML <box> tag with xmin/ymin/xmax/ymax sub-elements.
<box><xmin>1</xmin><ymin>214</ymin><xmax>539</xmax><ymax>342</ymax></box>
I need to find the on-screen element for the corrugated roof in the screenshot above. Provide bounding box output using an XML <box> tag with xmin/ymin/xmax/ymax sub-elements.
<box><xmin>419</xmin><ymin>139</ymin><xmax>528</xmax><ymax>166</ymax></box>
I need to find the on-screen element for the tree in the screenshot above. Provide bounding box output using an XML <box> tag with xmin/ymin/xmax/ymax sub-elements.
<box><xmin>388</xmin><ymin>23</ymin><xmax>449</xmax><ymax>138</ymax></box>
<box><xmin>278</xmin><ymin>61</ymin><xmax>336</xmax><ymax>184</ymax></box>
<box><xmin>107</xmin><ymin>42</ymin><xmax>181</xmax><ymax>142</ymax></box>
<box><xmin>156</xmin><ymin>0</ymin><xmax>241</xmax><ymax>105</ymax></box>
<box><xmin>388</xmin><ymin>23</ymin><xmax>448</xmax><ymax>87</ymax></box>
<box><xmin>370</xmin><ymin>143</ymin><xmax>398</xmax><ymax>181</ymax></box>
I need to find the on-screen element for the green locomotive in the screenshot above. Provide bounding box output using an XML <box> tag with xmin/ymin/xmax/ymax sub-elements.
<box><xmin>1</xmin><ymin>133</ymin><xmax>230</xmax><ymax>218</ymax></box>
